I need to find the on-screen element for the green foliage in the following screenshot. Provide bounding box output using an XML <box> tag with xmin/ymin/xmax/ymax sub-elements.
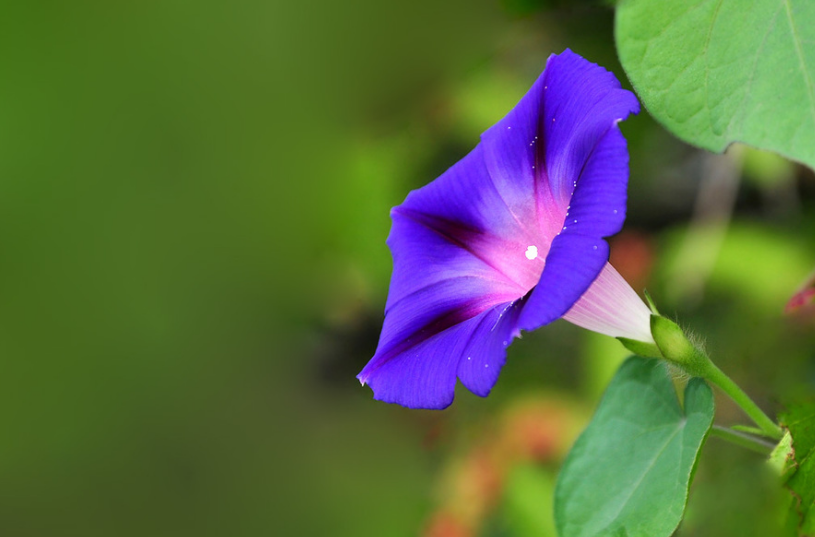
<box><xmin>742</xmin><ymin>146</ymin><xmax>797</xmax><ymax>189</ymax></box>
<box><xmin>659</xmin><ymin>222</ymin><xmax>815</xmax><ymax>311</ymax></box>
<box><xmin>500</xmin><ymin>464</ymin><xmax>557</xmax><ymax>537</ymax></box>
<box><xmin>616</xmin><ymin>0</ymin><xmax>815</xmax><ymax>170</ymax></box>
<box><xmin>770</xmin><ymin>431</ymin><xmax>795</xmax><ymax>479</ymax></box>
<box><xmin>555</xmin><ymin>357</ymin><xmax>714</xmax><ymax>537</ymax></box>
<box><xmin>780</xmin><ymin>402</ymin><xmax>815</xmax><ymax>534</ymax></box>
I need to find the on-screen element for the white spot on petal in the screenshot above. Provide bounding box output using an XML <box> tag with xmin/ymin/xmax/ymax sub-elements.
<box><xmin>525</xmin><ymin>245</ymin><xmax>538</xmax><ymax>260</ymax></box>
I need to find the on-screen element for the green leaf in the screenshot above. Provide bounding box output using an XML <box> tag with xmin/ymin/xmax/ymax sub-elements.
<box><xmin>780</xmin><ymin>401</ymin><xmax>815</xmax><ymax>533</ymax></box>
<box><xmin>554</xmin><ymin>357</ymin><xmax>714</xmax><ymax>537</ymax></box>
<box><xmin>769</xmin><ymin>430</ymin><xmax>795</xmax><ymax>480</ymax></box>
<box><xmin>615</xmin><ymin>0</ymin><xmax>815</xmax><ymax>171</ymax></box>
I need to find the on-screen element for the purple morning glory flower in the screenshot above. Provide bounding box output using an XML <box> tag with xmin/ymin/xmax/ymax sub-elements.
<box><xmin>358</xmin><ymin>50</ymin><xmax>654</xmax><ymax>409</ymax></box>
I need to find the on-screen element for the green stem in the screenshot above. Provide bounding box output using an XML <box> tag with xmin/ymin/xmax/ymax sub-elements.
<box><xmin>701</xmin><ymin>361</ymin><xmax>783</xmax><ymax>440</ymax></box>
<box><xmin>730</xmin><ymin>425</ymin><xmax>768</xmax><ymax>436</ymax></box>
<box><xmin>649</xmin><ymin>314</ymin><xmax>783</xmax><ymax>440</ymax></box>
<box><xmin>710</xmin><ymin>425</ymin><xmax>775</xmax><ymax>455</ymax></box>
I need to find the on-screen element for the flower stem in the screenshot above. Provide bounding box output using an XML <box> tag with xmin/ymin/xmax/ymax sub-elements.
<box><xmin>650</xmin><ymin>314</ymin><xmax>782</xmax><ymax>440</ymax></box>
<box><xmin>700</xmin><ymin>361</ymin><xmax>782</xmax><ymax>440</ymax></box>
<box><xmin>710</xmin><ymin>425</ymin><xmax>775</xmax><ymax>455</ymax></box>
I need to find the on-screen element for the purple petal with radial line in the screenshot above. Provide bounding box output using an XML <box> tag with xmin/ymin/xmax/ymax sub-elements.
<box><xmin>519</xmin><ymin>123</ymin><xmax>636</xmax><ymax>330</ymax></box>
<box><xmin>357</xmin><ymin>146</ymin><xmax>536</xmax><ymax>409</ymax></box>
<box><xmin>538</xmin><ymin>50</ymin><xmax>640</xmax><ymax>205</ymax></box>
<box><xmin>360</xmin><ymin>298</ymin><xmax>526</xmax><ymax>409</ymax></box>
<box><xmin>384</xmin><ymin>144</ymin><xmax>544</xmax><ymax>312</ymax></box>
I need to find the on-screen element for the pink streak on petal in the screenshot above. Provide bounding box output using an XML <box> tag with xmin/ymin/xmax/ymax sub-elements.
<box><xmin>562</xmin><ymin>263</ymin><xmax>653</xmax><ymax>343</ymax></box>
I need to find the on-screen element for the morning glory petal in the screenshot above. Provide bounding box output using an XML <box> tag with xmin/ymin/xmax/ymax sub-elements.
<box><xmin>358</xmin><ymin>298</ymin><xmax>525</xmax><ymax>410</ymax></box>
<box><xmin>385</xmin><ymin>145</ymin><xmax>545</xmax><ymax>312</ymax></box>
<box><xmin>540</xmin><ymin>49</ymin><xmax>640</xmax><ymax>205</ymax></box>
<box><xmin>563</xmin><ymin>263</ymin><xmax>654</xmax><ymax>343</ymax></box>
<box><xmin>480</xmin><ymin>59</ymin><xmax>560</xmax><ymax>243</ymax></box>
<box><xmin>358</xmin><ymin>146</ymin><xmax>539</xmax><ymax>409</ymax></box>
<box><xmin>519</xmin><ymin>124</ymin><xmax>634</xmax><ymax>330</ymax></box>
<box><xmin>456</xmin><ymin>298</ymin><xmax>525</xmax><ymax>397</ymax></box>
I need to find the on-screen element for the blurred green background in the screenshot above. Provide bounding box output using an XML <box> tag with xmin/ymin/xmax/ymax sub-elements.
<box><xmin>1</xmin><ymin>1</ymin><xmax>814</xmax><ymax>536</ymax></box>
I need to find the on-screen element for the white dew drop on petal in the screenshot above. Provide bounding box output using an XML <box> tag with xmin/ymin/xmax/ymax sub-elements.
<box><xmin>525</xmin><ymin>245</ymin><xmax>538</xmax><ymax>260</ymax></box>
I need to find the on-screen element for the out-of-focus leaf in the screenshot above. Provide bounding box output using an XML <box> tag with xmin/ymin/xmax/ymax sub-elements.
<box><xmin>743</xmin><ymin>146</ymin><xmax>797</xmax><ymax>189</ymax></box>
<box><xmin>555</xmin><ymin>357</ymin><xmax>714</xmax><ymax>537</ymax></box>
<box><xmin>661</xmin><ymin>223</ymin><xmax>815</xmax><ymax>310</ymax></box>
<box><xmin>450</xmin><ymin>69</ymin><xmax>532</xmax><ymax>139</ymax></box>
<box><xmin>615</xmin><ymin>0</ymin><xmax>815</xmax><ymax>171</ymax></box>
<box><xmin>500</xmin><ymin>464</ymin><xmax>557</xmax><ymax>537</ymax></box>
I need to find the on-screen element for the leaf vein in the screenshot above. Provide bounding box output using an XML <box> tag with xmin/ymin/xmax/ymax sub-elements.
<box><xmin>598</xmin><ymin>424</ymin><xmax>684</xmax><ymax>534</ymax></box>
<box><xmin>784</xmin><ymin>0</ymin><xmax>815</xmax><ymax>128</ymax></box>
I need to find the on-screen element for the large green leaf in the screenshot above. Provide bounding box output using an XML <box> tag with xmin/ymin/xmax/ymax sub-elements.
<box><xmin>615</xmin><ymin>0</ymin><xmax>815</xmax><ymax>170</ymax></box>
<box><xmin>554</xmin><ymin>357</ymin><xmax>714</xmax><ymax>537</ymax></box>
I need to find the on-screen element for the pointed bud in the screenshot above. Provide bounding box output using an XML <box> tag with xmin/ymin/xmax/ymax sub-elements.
<box><xmin>650</xmin><ymin>315</ymin><xmax>710</xmax><ymax>378</ymax></box>
<box><xmin>617</xmin><ymin>337</ymin><xmax>663</xmax><ymax>358</ymax></box>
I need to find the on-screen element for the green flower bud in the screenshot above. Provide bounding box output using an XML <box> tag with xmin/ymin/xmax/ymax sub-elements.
<box><xmin>650</xmin><ymin>315</ymin><xmax>710</xmax><ymax>377</ymax></box>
